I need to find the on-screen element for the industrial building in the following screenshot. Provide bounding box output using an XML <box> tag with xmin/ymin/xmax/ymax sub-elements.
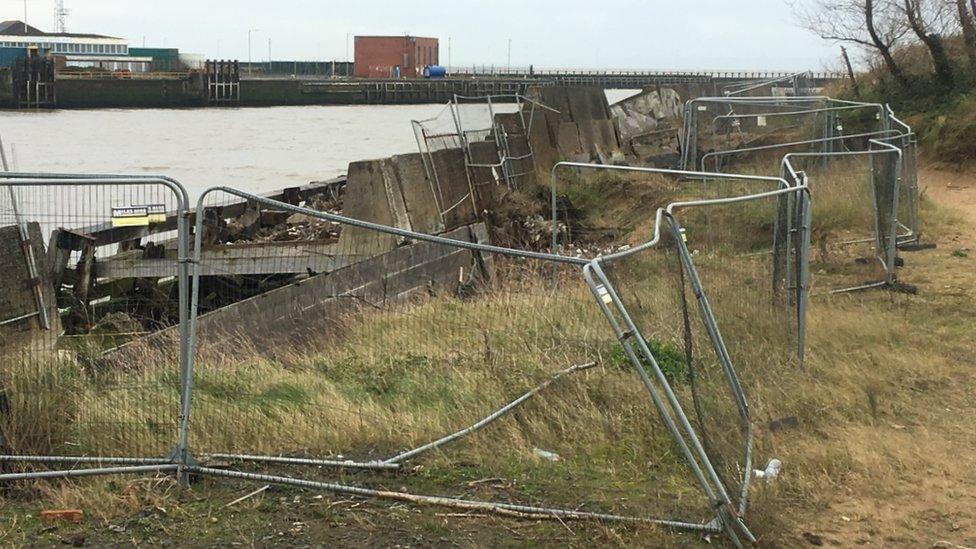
<box><xmin>0</xmin><ymin>21</ymin><xmax>211</xmax><ymax>73</ymax></box>
<box><xmin>0</xmin><ymin>20</ymin><xmax>128</xmax><ymax>55</ymax></box>
<box><xmin>0</xmin><ymin>20</ymin><xmax>153</xmax><ymax>71</ymax></box>
<box><xmin>354</xmin><ymin>35</ymin><xmax>439</xmax><ymax>78</ymax></box>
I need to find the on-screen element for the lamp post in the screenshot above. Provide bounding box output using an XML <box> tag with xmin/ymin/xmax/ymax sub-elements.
<box><xmin>507</xmin><ymin>39</ymin><xmax>512</xmax><ymax>73</ymax></box>
<box><xmin>248</xmin><ymin>29</ymin><xmax>260</xmax><ymax>76</ymax></box>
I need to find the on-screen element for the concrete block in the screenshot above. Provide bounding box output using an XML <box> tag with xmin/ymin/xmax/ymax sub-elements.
<box><xmin>557</xmin><ymin>122</ymin><xmax>584</xmax><ymax>158</ymax></box>
<box><xmin>391</xmin><ymin>152</ymin><xmax>445</xmax><ymax>235</ymax></box>
<box><xmin>429</xmin><ymin>148</ymin><xmax>477</xmax><ymax>230</ymax></box>
<box><xmin>467</xmin><ymin>140</ymin><xmax>502</xmax><ymax>208</ymax></box>
<box><xmin>565</xmin><ymin>87</ymin><xmax>612</xmax><ymax>122</ymax></box>
<box><xmin>0</xmin><ymin>222</ymin><xmax>63</xmax><ymax>357</ymax></box>
<box><xmin>340</xmin><ymin>158</ymin><xmax>408</xmax><ymax>257</ymax></box>
<box><xmin>524</xmin><ymin>110</ymin><xmax>560</xmax><ymax>176</ymax></box>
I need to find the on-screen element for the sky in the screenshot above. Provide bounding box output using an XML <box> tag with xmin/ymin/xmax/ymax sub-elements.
<box><xmin>1</xmin><ymin>0</ymin><xmax>841</xmax><ymax>71</ymax></box>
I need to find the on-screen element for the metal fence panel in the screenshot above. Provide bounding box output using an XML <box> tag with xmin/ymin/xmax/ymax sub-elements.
<box><xmin>181</xmin><ymin>186</ymin><xmax>749</xmax><ymax>531</ymax></box>
<box><xmin>0</xmin><ymin>174</ymin><xmax>189</xmax><ymax>478</ymax></box>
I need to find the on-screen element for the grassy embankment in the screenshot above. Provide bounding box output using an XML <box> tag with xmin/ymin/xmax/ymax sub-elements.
<box><xmin>0</xmin><ymin>152</ymin><xmax>973</xmax><ymax>547</ymax></box>
<box><xmin>844</xmin><ymin>36</ymin><xmax>976</xmax><ymax>166</ymax></box>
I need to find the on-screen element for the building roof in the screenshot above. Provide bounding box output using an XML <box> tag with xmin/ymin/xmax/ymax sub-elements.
<box><xmin>355</xmin><ymin>35</ymin><xmax>438</xmax><ymax>40</ymax></box>
<box><xmin>0</xmin><ymin>20</ymin><xmax>123</xmax><ymax>40</ymax></box>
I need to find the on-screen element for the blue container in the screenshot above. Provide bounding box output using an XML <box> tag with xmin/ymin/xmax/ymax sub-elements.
<box><xmin>0</xmin><ymin>47</ymin><xmax>28</xmax><ymax>69</ymax></box>
<box><xmin>423</xmin><ymin>65</ymin><xmax>447</xmax><ymax>79</ymax></box>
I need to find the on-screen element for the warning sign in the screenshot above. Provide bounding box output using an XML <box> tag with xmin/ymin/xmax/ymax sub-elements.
<box><xmin>134</xmin><ymin>204</ymin><xmax>167</xmax><ymax>224</ymax></box>
<box><xmin>111</xmin><ymin>206</ymin><xmax>150</xmax><ymax>228</ymax></box>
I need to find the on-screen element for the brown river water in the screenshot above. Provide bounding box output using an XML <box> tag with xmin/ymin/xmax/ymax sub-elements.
<box><xmin>0</xmin><ymin>91</ymin><xmax>637</xmax><ymax>200</ymax></box>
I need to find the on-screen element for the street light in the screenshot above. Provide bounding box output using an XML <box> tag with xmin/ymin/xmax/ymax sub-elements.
<box><xmin>507</xmin><ymin>39</ymin><xmax>512</xmax><ymax>73</ymax></box>
<box><xmin>248</xmin><ymin>28</ymin><xmax>260</xmax><ymax>76</ymax></box>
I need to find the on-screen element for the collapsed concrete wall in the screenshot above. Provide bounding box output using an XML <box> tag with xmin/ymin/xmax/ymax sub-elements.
<box><xmin>340</xmin><ymin>147</ymin><xmax>485</xmax><ymax>255</ymax></box>
<box><xmin>429</xmin><ymin>148</ymin><xmax>478</xmax><ymax>229</ymax></box>
<box><xmin>115</xmin><ymin>224</ymin><xmax>491</xmax><ymax>357</ymax></box>
<box><xmin>0</xmin><ymin>223</ymin><xmax>62</xmax><ymax>356</ymax></box>
<box><xmin>524</xmin><ymin>87</ymin><xmax>623</xmax><ymax>165</ymax></box>
<box><xmin>610</xmin><ymin>88</ymin><xmax>684</xmax><ymax>148</ymax></box>
<box><xmin>339</xmin><ymin>144</ymin><xmax>484</xmax><ymax>262</ymax></box>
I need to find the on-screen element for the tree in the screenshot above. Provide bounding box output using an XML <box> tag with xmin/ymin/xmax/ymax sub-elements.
<box><xmin>902</xmin><ymin>0</ymin><xmax>954</xmax><ymax>88</ymax></box>
<box><xmin>955</xmin><ymin>0</ymin><xmax>976</xmax><ymax>78</ymax></box>
<box><xmin>794</xmin><ymin>0</ymin><xmax>911</xmax><ymax>87</ymax></box>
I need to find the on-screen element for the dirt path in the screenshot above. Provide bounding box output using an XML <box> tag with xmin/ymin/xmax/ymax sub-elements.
<box><xmin>922</xmin><ymin>165</ymin><xmax>976</xmax><ymax>234</ymax></box>
<box><xmin>774</xmin><ymin>165</ymin><xmax>976</xmax><ymax>548</ymax></box>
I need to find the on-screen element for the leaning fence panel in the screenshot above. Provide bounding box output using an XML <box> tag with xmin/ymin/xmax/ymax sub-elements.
<box><xmin>183</xmin><ymin>186</ymin><xmax>738</xmax><ymax>532</ymax></box>
<box><xmin>590</xmin><ymin>179</ymin><xmax>804</xmax><ymax>516</ymax></box>
<box><xmin>0</xmin><ymin>175</ymin><xmax>189</xmax><ymax>478</ymax></box>
<box><xmin>780</xmin><ymin>141</ymin><xmax>901</xmax><ymax>292</ymax></box>
<box><xmin>681</xmin><ymin>96</ymin><xmax>916</xmax><ymax>292</ymax></box>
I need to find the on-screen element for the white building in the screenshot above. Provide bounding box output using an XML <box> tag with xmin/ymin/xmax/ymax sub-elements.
<box><xmin>0</xmin><ymin>20</ymin><xmax>128</xmax><ymax>55</ymax></box>
<box><xmin>0</xmin><ymin>20</ymin><xmax>152</xmax><ymax>72</ymax></box>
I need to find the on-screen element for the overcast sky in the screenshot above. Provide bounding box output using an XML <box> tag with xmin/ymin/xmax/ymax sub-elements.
<box><xmin>1</xmin><ymin>0</ymin><xmax>840</xmax><ymax>71</ymax></box>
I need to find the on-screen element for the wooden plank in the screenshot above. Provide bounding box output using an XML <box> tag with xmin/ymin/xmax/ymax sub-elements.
<box><xmin>92</xmin><ymin>240</ymin><xmax>355</xmax><ymax>279</ymax></box>
<box><xmin>68</xmin><ymin>176</ymin><xmax>347</xmax><ymax>247</ymax></box>
<box><xmin>46</xmin><ymin>228</ymin><xmax>96</xmax><ymax>290</ymax></box>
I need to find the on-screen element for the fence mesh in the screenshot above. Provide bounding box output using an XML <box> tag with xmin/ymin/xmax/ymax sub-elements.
<box><xmin>0</xmin><ymin>90</ymin><xmax>926</xmax><ymax>546</ymax></box>
<box><xmin>782</xmin><ymin>145</ymin><xmax>900</xmax><ymax>292</ymax></box>
<box><xmin>683</xmin><ymin>98</ymin><xmax>889</xmax><ymax>175</ymax></box>
<box><xmin>0</xmin><ymin>178</ymin><xmax>186</xmax><ymax>469</ymax></box>
<box><xmin>600</xmin><ymin>184</ymin><xmax>804</xmax><ymax>510</ymax></box>
<box><xmin>682</xmin><ymin>96</ymin><xmax>916</xmax><ymax>292</ymax></box>
<box><xmin>185</xmin><ymin>187</ymin><xmax>725</xmax><ymax>524</ymax></box>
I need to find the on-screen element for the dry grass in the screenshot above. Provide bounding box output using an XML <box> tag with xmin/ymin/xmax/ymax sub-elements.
<box><xmin>1</xmin><ymin>165</ymin><xmax>974</xmax><ymax>547</ymax></box>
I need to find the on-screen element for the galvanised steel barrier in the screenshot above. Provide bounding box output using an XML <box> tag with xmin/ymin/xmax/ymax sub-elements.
<box><xmin>0</xmin><ymin>171</ymin><xmax>191</xmax><ymax>481</ymax></box>
<box><xmin>779</xmin><ymin>141</ymin><xmax>904</xmax><ymax>293</ymax></box>
<box><xmin>581</xmin><ymin>178</ymin><xmax>812</xmax><ymax>546</ymax></box>
<box><xmin>680</xmin><ymin>96</ymin><xmax>919</xmax><ymax>291</ymax></box>
<box><xmin>0</xmin><ymin>155</ymin><xmax>822</xmax><ymax>548</ymax></box>
<box><xmin>175</xmin><ymin>169</ymin><xmax>809</xmax><ymax>546</ymax></box>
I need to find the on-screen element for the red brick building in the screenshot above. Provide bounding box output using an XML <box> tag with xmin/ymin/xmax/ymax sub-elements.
<box><xmin>354</xmin><ymin>35</ymin><xmax>439</xmax><ymax>78</ymax></box>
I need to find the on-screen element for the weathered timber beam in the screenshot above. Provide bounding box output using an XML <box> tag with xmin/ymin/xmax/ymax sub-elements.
<box><xmin>66</xmin><ymin>176</ymin><xmax>346</xmax><ymax>247</ymax></box>
<box><xmin>92</xmin><ymin>240</ymin><xmax>356</xmax><ymax>279</ymax></box>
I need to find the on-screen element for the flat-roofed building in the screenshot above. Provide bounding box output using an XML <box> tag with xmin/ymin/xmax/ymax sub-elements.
<box><xmin>0</xmin><ymin>20</ymin><xmax>152</xmax><ymax>72</ymax></box>
<box><xmin>0</xmin><ymin>20</ymin><xmax>128</xmax><ymax>56</ymax></box>
<box><xmin>354</xmin><ymin>35</ymin><xmax>439</xmax><ymax>78</ymax></box>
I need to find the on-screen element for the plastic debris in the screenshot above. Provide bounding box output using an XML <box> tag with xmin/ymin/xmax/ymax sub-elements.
<box><xmin>533</xmin><ymin>448</ymin><xmax>561</xmax><ymax>462</ymax></box>
<box><xmin>753</xmin><ymin>458</ymin><xmax>782</xmax><ymax>482</ymax></box>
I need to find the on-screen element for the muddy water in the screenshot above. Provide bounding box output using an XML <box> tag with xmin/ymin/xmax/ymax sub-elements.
<box><xmin>0</xmin><ymin>91</ymin><xmax>639</xmax><ymax>200</ymax></box>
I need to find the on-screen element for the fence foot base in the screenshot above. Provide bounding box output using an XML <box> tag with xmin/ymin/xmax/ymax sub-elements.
<box><xmin>897</xmin><ymin>242</ymin><xmax>937</xmax><ymax>252</ymax></box>
<box><xmin>831</xmin><ymin>279</ymin><xmax>918</xmax><ymax>295</ymax></box>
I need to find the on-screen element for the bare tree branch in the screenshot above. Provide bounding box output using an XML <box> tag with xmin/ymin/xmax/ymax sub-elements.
<box><xmin>902</xmin><ymin>0</ymin><xmax>955</xmax><ymax>87</ymax></box>
<box><xmin>792</xmin><ymin>0</ymin><xmax>910</xmax><ymax>86</ymax></box>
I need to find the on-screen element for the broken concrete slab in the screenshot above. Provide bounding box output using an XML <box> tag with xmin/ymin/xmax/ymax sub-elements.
<box><xmin>108</xmin><ymin>224</ymin><xmax>492</xmax><ymax>358</ymax></box>
<box><xmin>610</xmin><ymin>88</ymin><xmax>683</xmax><ymax>149</ymax></box>
<box><xmin>0</xmin><ymin>222</ymin><xmax>63</xmax><ymax>356</ymax></box>
<box><xmin>391</xmin><ymin>152</ymin><xmax>445</xmax><ymax>236</ymax></box>
<box><xmin>340</xmin><ymin>158</ymin><xmax>408</xmax><ymax>256</ymax></box>
<box><xmin>429</xmin><ymin>148</ymin><xmax>477</xmax><ymax>230</ymax></box>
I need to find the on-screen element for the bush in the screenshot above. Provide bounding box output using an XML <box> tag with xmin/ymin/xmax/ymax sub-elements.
<box><xmin>611</xmin><ymin>338</ymin><xmax>688</xmax><ymax>384</ymax></box>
